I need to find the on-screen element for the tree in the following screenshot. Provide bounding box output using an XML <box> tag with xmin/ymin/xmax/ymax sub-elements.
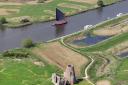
<box><xmin>97</xmin><ymin>0</ymin><xmax>104</xmax><ymax>7</ymax></box>
<box><xmin>22</xmin><ymin>39</ymin><xmax>34</xmax><ymax>48</ymax></box>
<box><xmin>0</xmin><ymin>17</ymin><xmax>7</xmax><ymax>24</ymax></box>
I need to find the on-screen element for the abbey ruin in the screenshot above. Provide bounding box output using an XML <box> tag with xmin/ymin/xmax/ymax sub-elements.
<box><xmin>52</xmin><ymin>65</ymin><xmax>77</xmax><ymax>85</ymax></box>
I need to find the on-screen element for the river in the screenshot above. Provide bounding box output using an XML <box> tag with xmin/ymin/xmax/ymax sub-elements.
<box><xmin>0</xmin><ymin>0</ymin><xmax>128</xmax><ymax>51</ymax></box>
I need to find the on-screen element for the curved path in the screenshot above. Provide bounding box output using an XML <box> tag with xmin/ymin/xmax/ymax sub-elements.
<box><xmin>60</xmin><ymin>37</ymin><xmax>95</xmax><ymax>85</ymax></box>
<box><xmin>84</xmin><ymin>56</ymin><xmax>95</xmax><ymax>85</ymax></box>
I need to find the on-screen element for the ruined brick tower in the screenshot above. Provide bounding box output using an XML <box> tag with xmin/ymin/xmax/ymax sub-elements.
<box><xmin>64</xmin><ymin>65</ymin><xmax>77</xmax><ymax>85</ymax></box>
<box><xmin>52</xmin><ymin>65</ymin><xmax>77</xmax><ymax>85</ymax></box>
<box><xmin>52</xmin><ymin>73</ymin><xmax>65</xmax><ymax>85</ymax></box>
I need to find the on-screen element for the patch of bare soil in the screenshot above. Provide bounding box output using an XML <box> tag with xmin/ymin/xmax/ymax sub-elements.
<box><xmin>33</xmin><ymin>61</ymin><xmax>45</xmax><ymax>66</ymax></box>
<box><xmin>93</xmin><ymin>19</ymin><xmax>128</xmax><ymax>36</ymax></box>
<box><xmin>107</xmin><ymin>41</ymin><xmax>128</xmax><ymax>54</ymax></box>
<box><xmin>0</xmin><ymin>8</ymin><xmax>19</xmax><ymax>15</ymax></box>
<box><xmin>68</xmin><ymin>0</ymin><xmax>97</xmax><ymax>4</ymax></box>
<box><xmin>0</xmin><ymin>0</ymin><xmax>35</xmax><ymax>3</ymax></box>
<box><xmin>27</xmin><ymin>0</ymin><xmax>53</xmax><ymax>4</ymax></box>
<box><xmin>93</xmin><ymin>26</ymin><xmax>128</xmax><ymax>36</ymax></box>
<box><xmin>44</xmin><ymin>0</ymin><xmax>53</xmax><ymax>3</ymax></box>
<box><xmin>96</xmin><ymin>80</ymin><xmax>111</xmax><ymax>85</ymax></box>
<box><xmin>0</xmin><ymin>2</ymin><xmax>22</xmax><ymax>5</ymax></box>
<box><xmin>32</xmin><ymin>42</ymin><xmax>89</xmax><ymax>75</ymax></box>
<box><xmin>0</xmin><ymin>0</ymin><xmax>53</xmax><ymax>5</ymax></box>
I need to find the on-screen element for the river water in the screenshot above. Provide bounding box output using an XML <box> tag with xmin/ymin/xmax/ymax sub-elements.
<box><xmin>0</xmin><ymin>0</ymin><xmax>128</xmax><ymax>51</ymax></box>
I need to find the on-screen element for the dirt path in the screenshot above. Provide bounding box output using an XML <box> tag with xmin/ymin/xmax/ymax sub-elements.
<box><xmin>0</xmin><ymin>2</ymin><xmax>22</xmax><ymax>5</ymax></box>
<box><xmin>32</xmin><ymin>42</ymin><xmax>88</xmax><ymax>75</ymax></box>
<box><xmin>68</xmin><ymin>0</ymin><xmax>97</xmax><ymax>4</ymax></box>
<box><xmin>0</xmin><ymin>0</ymin><xmax>53</xmax><ymax>5</ymax></box>
<box><xmin>93</xmin><ymin>20</ymin><xmax>128</xmax><ymax>36</ymax></box>
<box><xmin>107</xmin><ymin>41</ymin><xmax>128</xmax><ymax>54</ymax></box>
<box><xmin>96</xmin><ymin>80</ymin><xmax>111</xmax><ymax>85</ymax></box>
<box><xmin>84</xmin><ymin>56</ymin><xmax>95</xmax><ymax>85</ymax></box>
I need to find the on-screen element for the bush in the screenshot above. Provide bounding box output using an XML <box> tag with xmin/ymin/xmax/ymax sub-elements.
<box><xmin>97</xmin><ymin>0</ymin><xmax>104</xmax><ymax>7</ymax></box>
<box><xmin>0</xmin><ymin>17</ymin><xmax>7</xmax><ymax>24</ymax></box>
<box><xmin>22</xmin><ymin>39</ymin><xmax>34</xmax><ymax>48</ymax></box>
<box><xmin>2</xmin><ymin>51</ymin><xmax>29</xmax><ymax>58</ymax></box>
<box><xmin>20</xmin><ymin>18</ymin><xmax>30</xmax><ymax>23</ymax></box>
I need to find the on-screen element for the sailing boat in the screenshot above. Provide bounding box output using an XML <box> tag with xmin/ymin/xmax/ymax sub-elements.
<box><xmin>54</xmin><ymin>8</ymin><xmax>67</xmax><ymax>25</ymax></box>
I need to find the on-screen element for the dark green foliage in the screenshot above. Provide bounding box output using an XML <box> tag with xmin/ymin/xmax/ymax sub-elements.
<box><xmin>20</xmin><ymin>18</ymin><xmax>30</xmax><ymax>23</ymax></box>
<box><xmin>22</xmin><ymin>39</ymin><xmax>34</xmax><ymax>48</ymax></box>
<box><xmin>0</xmin><ymin>17</ymin><xmax>7</xmax><ymax>24</ymax></box>
<box><xmin>97</xmin><ymin>0</ymin><xmax>104</xmax><ymax>7</ymax></box>
<box><xmin>2</xmin><ymin>51</ymin><xmax>29</xmax><ymax>58</ymax></box>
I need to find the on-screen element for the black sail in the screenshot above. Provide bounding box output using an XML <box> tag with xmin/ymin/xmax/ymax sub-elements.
<box><xmin>56</xmin><ymin>8</ymin><xmax>65</xmax><ymax>21</ymax></box>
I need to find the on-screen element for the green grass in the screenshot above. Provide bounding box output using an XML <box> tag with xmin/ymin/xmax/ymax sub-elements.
<box><xmin>75</xmin><ymin>81</ymin><xmax>92</xmax><ymax>85</ymax></box>
<box><xmin>0</xmin><ymin>48</ymin><xmax>61</xmax><ymax>85</ymax></box>
<box><xmin>0</xmin><ymin>48</ymin><xmax>92</xmax><ymax>85</ymax></box>
<box><xmin>1</xmin><ymin>0</ymin><xmax>93</xmax><ymax>19</ymax></box>
<box><xmin>103</xmin><ymin>0</ymin><xmax>120</xmax><ymax>5</ymax></box>
<box><xmin>112</xmin><ymin>59</ymin><xmax>128</xmax><ymax>84</ymax></box>
<box><xmin>0</xmin><ymin>59</ymin><xmax>59</xmax><ymax>85</ymax></box>
<box><xmin>116</xmin><ymin>59</ymin><xmax>128</xmax><ymax>80</ymax></box>
<box><xmin>88</xmin><ymin>57</ymin><xmax>103</xmax><ymax>82</ymax></box>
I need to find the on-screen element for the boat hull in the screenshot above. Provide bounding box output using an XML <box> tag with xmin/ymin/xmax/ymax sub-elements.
<box><xmin>53</xmin><ymin>20</ymin><xmax>67</xmax><ymax>25</ymax></box>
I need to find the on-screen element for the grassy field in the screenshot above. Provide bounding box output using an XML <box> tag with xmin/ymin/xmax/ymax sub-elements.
<box><xmin>0</xmin><ymin>49</ymin><xmax>61</xmax><ymax>85</ymax></box>
<box><xmin>102</xmin><ymin>0</ymin><xmax>119</xmax><ymax>4</ymax></box>
<box><xmin>0</xmin><ymin>59</ymin><xmax>57</xmax><ymax>85</ymax></box>
<box><xmin>0</xmin><ymin>0</ymin><xmax>120</xmax><ymax>27</ymax></box>
<box><xmin>0</xmin><ymin>45</ymin><xmax>92</xmax><ymax>85</ymax></box>
<box><xmin>114</xmin><ymin>59</ymin><xmax>128</xmax><ymax>85</ymax></box>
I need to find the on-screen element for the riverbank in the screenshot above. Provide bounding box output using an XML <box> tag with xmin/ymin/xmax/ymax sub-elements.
<box><xmin>61</xmin><ymin>13</ymin><xmax>128</xmax><ymax>48</ymax></box>
<box><xmin>0</xmin><ymin>13</ymin><xmax>128</xmax><ymax>85</ymax></box>
<box><xmin>0</xmin><ymin>0</ymin><xmax>121</xmax><ymax>28</ymax></box>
